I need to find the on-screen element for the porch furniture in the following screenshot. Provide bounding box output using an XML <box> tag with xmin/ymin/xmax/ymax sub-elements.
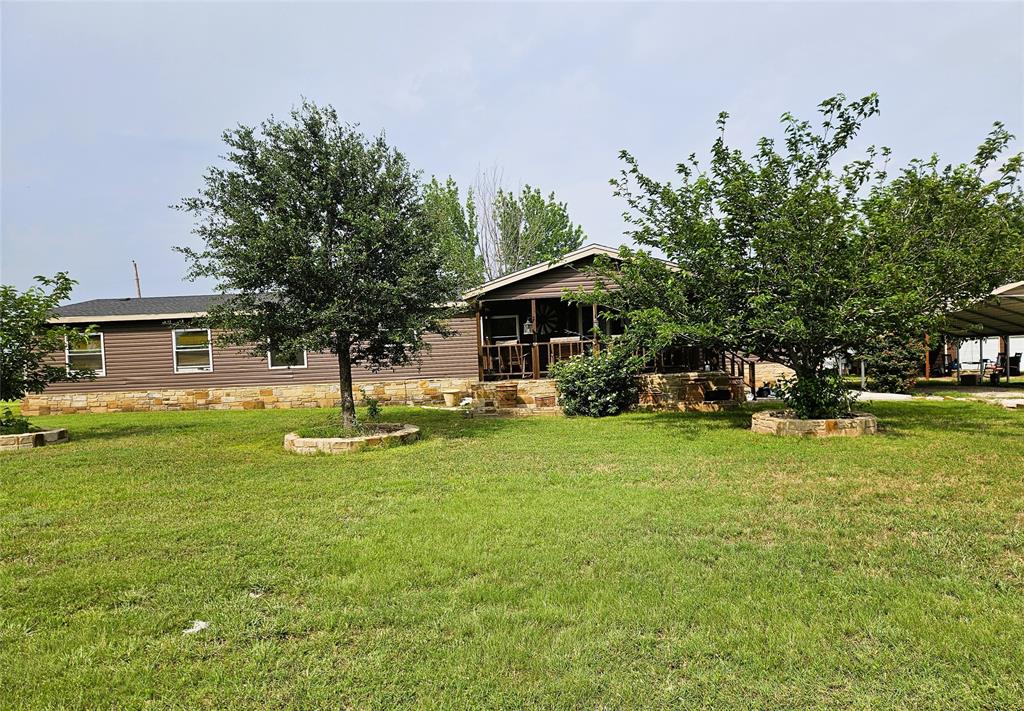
<box><xmin>547</xmin><ymin>336</ymin><xmax>589</xmax><ymax>366</ymax></box>
<box><xmin>499</xmin><ymin>341</ymin><xmax>525</xmax><ymax>378</ymax></box>
<box><xmin>481</xmin><ymin>340</ymin><xmax>529</xmax><ymax>379</ymax></box>
<box><xmin>958</xmin><ymin>372</ymin><xmax>981</xmax><ymax>386</ymax></box>
<box><xmin>989</xmin><ymin>353</ymin><xmax>1022</xmax><ymax>384</ymax></box>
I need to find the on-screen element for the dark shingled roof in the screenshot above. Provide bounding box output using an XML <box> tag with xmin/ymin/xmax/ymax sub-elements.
<box><xmin>53</xmin><ymin>294</ymin><xmax>235</xmax><ymax>318</ymax></box>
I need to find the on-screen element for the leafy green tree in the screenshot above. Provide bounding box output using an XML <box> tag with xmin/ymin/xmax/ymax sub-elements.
<box><xmin>583</xmin><ymin>94</ymin><xmax>1024</xmax><ymax>418</ymax></box>
<box><xmin>0</xmin><ymin>273</ymin><xmax>95</xmax><ymax>401</ymax></box>
<box><xmin>474</xmin><ymin>167</ymin><xmax>586</xmax><ymax>280</ymax></box>
<box><xmin>423</xmin><ymin>176</ymin><xmax>484</xmax><ymax>291</ymax></box>
<box><xmin>493</xmin><ymin>185</ymin><xmax>586</xmax><ymax>275</ymax></box>
<box><xmin>176</xmin><ymin>101</ymin><xmax>460</xmax><ymax>428</ymax></box>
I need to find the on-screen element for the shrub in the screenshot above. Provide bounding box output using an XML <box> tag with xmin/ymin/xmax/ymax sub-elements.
<box><xmin>0</xmin><ymin>408</ymin><xmax>33</xmax><ymax>435</ymax></box>
<box><xmin>364</xmin><ymin>398</ymin><xmax>382</xmax><ymax>422</ymax></box>
<box><xmin>775</xmin><ymin>372</ymin><xmax>856</xmax><ymax>419</ymax></box>
<box><xmin>861</xmin><ymin>336</ymin><xmax>925</xmax><ymax>393</ymax></box>
<box><xmin>549</xmin><ymin>350</ymin><xmax>644</xmax><ymax>417</ymax></box>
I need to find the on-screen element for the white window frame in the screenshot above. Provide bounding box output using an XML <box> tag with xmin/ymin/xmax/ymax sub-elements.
<box><xmin>172</xmin><ymin>328</ymin><xmax>214</xmax><ymax>374</ymax></box>
<box><xmin>267</xmin><ymin>347</ymin><xmax>308</xmax><ymax>370</ymax></box>
<box><xmin>65</xmin><ymin>332</ymin><xmax>106</xmax><ymax>377</ymax></box>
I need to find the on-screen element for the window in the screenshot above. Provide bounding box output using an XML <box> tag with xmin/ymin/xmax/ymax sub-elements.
<box><xmin>268</xmin><ymin>346</ymin><xmax>307</xmax><ymax>370</ymax></box>
<box><xmin>172</xmin><ymin>329</ymin><xmax>213</xmax><ymax>373</ymax></box>
<box><xmin>66</xmin><ymin>333</ymin><xmax>105</xmax><ymax>376</ymax></box>
<box><xmin>484</xmin><ymin>314</ymin><xmax>519</xmax><ymax>342</ymax></box>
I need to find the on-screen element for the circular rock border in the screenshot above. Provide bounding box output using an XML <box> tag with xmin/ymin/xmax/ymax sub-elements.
<box><xmin>751</xmin><ymin>410</ymin><xmax>878</xmax><ymax>437</ymax></box>
<box><xmin>0</xmin><ymin>428</ymin><xmax>70</xmax><ymax>452</ymax></box>
<box><xmin>284</xmin><ymin>423</ymin><xmax>420</xmax><ymax>454</ymax></box>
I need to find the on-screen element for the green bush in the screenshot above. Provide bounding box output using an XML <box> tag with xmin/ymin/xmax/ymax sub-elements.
<box><xmin>0</xmin><ymin>407</ymin><xmax>33</xmax><ymax>435</ymax></box>
<box><xmin>861</xmin><ymin>336</ymin><xmax>925</xmax><ymax>393</ymax></box>
<box><xmin>364</xmin><ymin>398</ymin><xmax>382</xmax><ymax>422</ymax></box>
<box><xmin>549</xmin><ymin>350</ymin><xmax>644</xmax><ymax>417</ymax></box>
<box><xmin>775</xmin><ymin>372</ymin><xmax>856</xmax><ymax>419</ymax></box>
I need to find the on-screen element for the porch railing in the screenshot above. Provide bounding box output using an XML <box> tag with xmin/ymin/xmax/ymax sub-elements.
<box><xmin>480</xmin><ymin>339</ymin><xmax>598</xmax><ymax>380</ymax></box>
<box><xmin>480</xmin><ymin>340</ymin><xmax>760</xmax><ymax>395</ymax></box>
<box><xmin>480</xmin><ymin>342</ymin><xmax>533</xmax><ymax>379</ymax></box>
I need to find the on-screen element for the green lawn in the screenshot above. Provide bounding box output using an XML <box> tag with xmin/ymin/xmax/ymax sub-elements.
<box><xmin>2</xmin><ymin>402</ymin><xmax>1023</xmax><ymax>709</ymax></box>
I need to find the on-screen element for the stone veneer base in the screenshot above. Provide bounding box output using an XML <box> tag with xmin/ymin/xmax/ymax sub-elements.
<box><xmin>0</xmin><ymin>428</ymin><xmax>69</xmax><ymax>451</ymax></box>
<box><xmin>21</xmin><ymin>378</ymin><xmax>474</xmax><ymax>416</ymax></box>
<box><xmin>22</xmin><ymin>371</ymin><xmax>747</xmax><ymax>417</ymax></box>
<box><xmin>751</xmin><ymin>410</ymin><xmax>878</xmax><ymax>437</ymax></box>
<box><xmin>284</xmin><ymin>423</ymin><xmax>420</xmax><ymax>454</ymax></box>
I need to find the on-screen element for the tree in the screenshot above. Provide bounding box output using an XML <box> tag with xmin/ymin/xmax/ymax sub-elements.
<box><xmin>423</xmin><ymin>176</ymin><xmax>484</xmax><ymax>291</ymax></box>
<box><xmin>1</xmin><ymin>273</ymin><xmax>94</xmax><ymax>401</ymax></box>
<box><xmin>474</xmin><ymin>168</ymin><xmax>586</xmax><ymax>280</ymax></box>
<box><xmin>176</xmin><ymin>101</ymin><xmax>460</xmax><ymax>428</ymax></box>
<box><xmin>861</xmin><ymin>333</ymin><xmax>927</xmax><ymax>394</ymax></box>
<box><xmin>583</xmin><ymin>94</ymin><xmax>1024</xmax><ymax>418</ymax></box>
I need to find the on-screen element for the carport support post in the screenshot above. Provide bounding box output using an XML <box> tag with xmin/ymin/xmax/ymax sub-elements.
<box><xmin>1001</xmin><ymin>335</ymin><xmax>1011</xmax><ymax>383</ymax></box>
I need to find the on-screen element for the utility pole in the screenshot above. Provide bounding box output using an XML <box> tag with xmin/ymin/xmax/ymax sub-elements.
<box><xmin>132</xmin><ymin>260</ymin><xmax>142</xmax><ymax>298</ymax></box>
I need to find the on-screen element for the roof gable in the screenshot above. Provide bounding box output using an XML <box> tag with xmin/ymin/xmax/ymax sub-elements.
<box><xmin>463</xmin><ymin>243</ymin><xmax>622</xmax><ymax>299</ymax></box>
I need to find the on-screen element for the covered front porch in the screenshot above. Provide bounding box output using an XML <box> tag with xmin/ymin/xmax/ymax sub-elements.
<box><xmin>473</xmin><ymin>297</ymin><xmax>722</xmax><ymax>381</ymax></box>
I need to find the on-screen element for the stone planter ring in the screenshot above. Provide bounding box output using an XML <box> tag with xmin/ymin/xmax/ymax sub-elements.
<box><xmin>284</xmin><ymin>423</ymin><xmax>420</xmax><ymax>454</ymax></box>
<box><xmin>751</xmin><ymin>411</ymin><xmax>878</xmax><ymax>437</ymax></box>
<box><xmin>0</xmin><ymin>428</ymin><xmax>70</xmax><ymax>451</ymax></box>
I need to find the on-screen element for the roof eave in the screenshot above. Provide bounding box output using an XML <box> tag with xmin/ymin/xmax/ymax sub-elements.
<box><xmin>49</xmin><ymin>312</ymin><xmax>209</xmax><ymax>325</ymax></box>
<box><xmin>49</xmin><ymin>301</ymin><xmax>471</xmax><ymax>325</ymax></box>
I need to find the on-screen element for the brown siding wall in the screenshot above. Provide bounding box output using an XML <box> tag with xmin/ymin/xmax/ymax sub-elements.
<box><xmin>43</xmin><ymin>314</ymin><xmax>479</xmax><ymax>394</ymax></box>
<box><xmin>483</xmin><ymin>259</ymin><xmax>604</xmax><ymax>301</ymax></box>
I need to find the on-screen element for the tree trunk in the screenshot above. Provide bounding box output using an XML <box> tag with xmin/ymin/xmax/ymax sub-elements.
<box><xmin>336</xmin><ymin>335</ymin><xmax>357</xmax><ymax>429</ymax></box>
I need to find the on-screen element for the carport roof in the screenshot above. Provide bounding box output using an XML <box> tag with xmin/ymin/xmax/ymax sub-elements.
<box><xmin>944</xmin><ymin>281</ymin><xmax>1024</xmax><ymax>337</ymax></box>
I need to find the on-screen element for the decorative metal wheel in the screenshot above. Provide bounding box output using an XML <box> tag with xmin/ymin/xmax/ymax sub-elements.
<box><xmin>534</xmin><ymin>302</ymin><xmax>559</xmax><ymax>335</ymax></box>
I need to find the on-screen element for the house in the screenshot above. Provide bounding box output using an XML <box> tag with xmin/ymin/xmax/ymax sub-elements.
<box><xmin>21</xmin><ymin>245</ymin><xmax>753</xmax><ymax>415</ymax></box>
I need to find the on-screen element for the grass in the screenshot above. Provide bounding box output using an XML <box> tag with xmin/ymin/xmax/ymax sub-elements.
<box><xmin>2</xmin><ymin>402</ymin><xmax>1023</xmax><ymax>708</ymax></box>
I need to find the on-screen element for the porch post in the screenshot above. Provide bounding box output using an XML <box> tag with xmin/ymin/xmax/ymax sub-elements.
<box><xmin>476</xmin><ymin>302</ymin><xmax>484</xmax><ymax>382</ymax></box>
<box><xmin>531</xmin><ymin>299</ymin><xmax>540</xmax><ymax>379</ymax></box>
<box><xmin>592</xmin><ymin>304</ymin><xmax>599</xmax><ymax>354</ymax></box>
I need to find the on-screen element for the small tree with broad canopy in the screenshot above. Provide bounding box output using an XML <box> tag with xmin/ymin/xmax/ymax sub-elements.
<box><xmin>1</xmin><ymin>273</ymin><xmax>95</xmax><ymax>401</ymax></box>
<box><xmin>176</xmin><ymin>101</ymin><xmax>460</xmax><ymax>429</ymax></box>
<box><xmin>580</xmin><ymin>94</ymin><xmax>1024</xmax><ymax>418</ymax></box>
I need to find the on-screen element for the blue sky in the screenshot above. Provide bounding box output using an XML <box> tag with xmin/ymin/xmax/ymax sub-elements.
<box><xmin>3</xmin><ymin>1</ymin><xmax>1021</xmax><ymax>301</ymax></box>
